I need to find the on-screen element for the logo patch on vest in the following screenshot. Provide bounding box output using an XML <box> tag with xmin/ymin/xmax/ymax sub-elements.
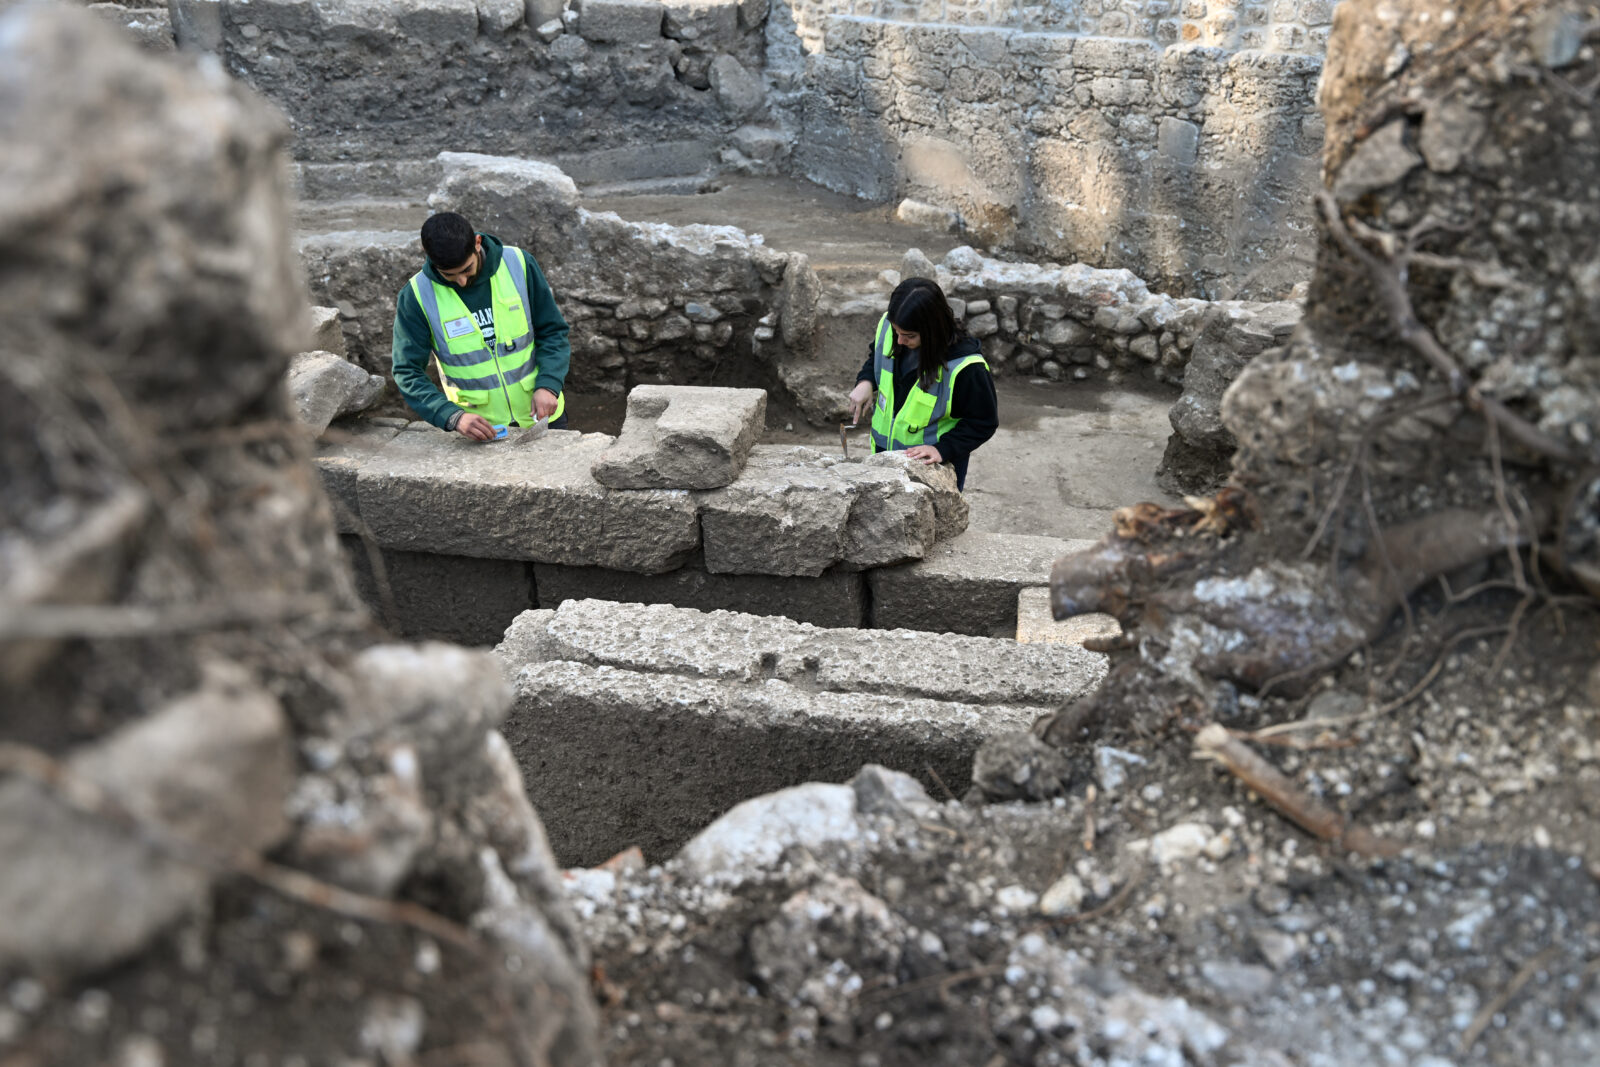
<box><xmin>443</xmin><ymin>316</ymin><xmax>476</xmax><ymax>339</ymax></box>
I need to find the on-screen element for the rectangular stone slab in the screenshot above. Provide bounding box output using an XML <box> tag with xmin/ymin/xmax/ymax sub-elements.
<box><xmin>533</xmin><ymin>561</ymin><xmax>867</xmax><ymax>628</ymax></box>
<box><xmin>590</xmin><ymin>384</ymin><xmax>767</xmax><ymax>490</ymax></box>
<box><xmin>869</xmin><ymin>531</ymin><xmax>1096</xmax><ymax>636</ymax></box>
<box><xmin>354</xmin><ymin>426</ymin><xmax>701</xmax><ymax>573</ymax></box>
<box><xmin>313</xmin><ymin>422</ymin><xmax>404</xmax><ymax>533</ymax></box>
<box><xmin>499</xmin><ymin>658</ymin><xmax>1036</xmax><ymax>866</ymax></box>
<box><xmin>506</xmin><ymin>598</ymin><xmax>1105</xmax><ymax>708</ymax></box>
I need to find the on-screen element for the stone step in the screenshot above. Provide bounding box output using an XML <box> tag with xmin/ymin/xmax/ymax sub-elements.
<box><xmin>494</xmin><ymin>599</ymin><xmax>1105</xmax><ymax>864</ymax></box>
<box><xmin>869</xmin><ymin>530</ymin><xmax>1094</xmax><ymax>636</ymax></box>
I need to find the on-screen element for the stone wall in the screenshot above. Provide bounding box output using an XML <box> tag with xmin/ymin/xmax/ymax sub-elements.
<box><xmin>301</xmin><ymin>152</ymin><xmax>821</xmax><ymax>396</ymax></box>
<box><xmin>207</xmin><ymin>0</ymin><xmax>776</xmax><ymax>169</ymax></box>
<box><xmin>792</xmin><ymin>12</ymin><xmax>1327</xmax><ymax>297</ymax></box>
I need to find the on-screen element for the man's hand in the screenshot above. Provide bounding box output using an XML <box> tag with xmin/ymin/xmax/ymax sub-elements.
<box><xmin>533</xmin><ymin>388</ymin><xmax>560</xmax><ymax>419</ymax></box>
<box><xmin>904</xmin><ymin>444</ymin><xmax>943</xmax><ymax>464</ymax></box>
<box><xmin>847</xmin><ymin>381</ymin><xmax>875</xmax><ymax>424</ymax></box>
<box><xmin>455</xmin><ymin>412</ymin><xmax>496</xmax><ymax>441</ymax></box>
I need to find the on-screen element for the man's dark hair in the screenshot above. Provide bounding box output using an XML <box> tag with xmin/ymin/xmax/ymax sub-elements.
<box><xmin>421</xmin><ymin>212</ymin><xmax>477</xmax><ymax>270</ymax></box>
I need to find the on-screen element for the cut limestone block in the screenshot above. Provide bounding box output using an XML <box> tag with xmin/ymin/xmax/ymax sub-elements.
<box><xmin>306</xmin><ymin>305</ymin><xmax>347</xmax><ymax>357</ymax></box>
<box><xmin>590</xmin><ymin>385</ymin><xmax>767</xmax><ymax>490</ymax></box>
<box><xmin>313</xmin><ymin>421</ymin><xmax>405</xmax><ymax>531</ymax></box>
<box><xmin>870</xmin><ymin>531</ymin><xmax>1096</xmax><ymax>636</ymax></box>
<box><xmin>517</xmin><ymin>598</ymin><xmax>1106</xmax><ymax>707</ymax></box>
<box><xmin>534</xmin><ymin>561</ymin><xmax>866</xmax><ymax>628</ymax></box>
<box><xmin>341</xmin><ymin>538</ymin><xmax>535</xmax><ymax>647</ymax></box>
<box><xmin>695</xmin><ymin>446</ymin><xmax>856</xmax><ymax>576</ymax></box>
<box><xmin>696</xmin><ymin>446</ymin><xmax>959</xmax><ymax>577</ymax></box>
<box><xmin>288</xmin><ymin>351</ymin><xmax>384</xmax><ymax>434</ymax></box>
<box><xmin>1016</xmin><ymin>586</ymin><xmax>1122</xmax><ymax>646</ymax></box>
<box><xmin>354</xmin><ymin>427</ymin><xmax>700</xmax><ymax>573</ymax></box>
<box><xmin>495</xmin><ymin>600</ymin><xmax>1104</xmax><ymax>863</ymax></box>
<box><xmin>576</xmin><ymin>0</ymin><xmax>663</xmax><ymax>43</ymax></box>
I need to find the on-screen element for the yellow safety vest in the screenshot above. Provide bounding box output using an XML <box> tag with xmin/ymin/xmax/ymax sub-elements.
<box><xmin>868</xmin><ymin>315</ymin><xmax>987</xmax><ymax>453</ymax></box>
<box><xmin>407</xmin><ymin>245</ymin><xmax>564</xmax><ymax>426</ymax></box>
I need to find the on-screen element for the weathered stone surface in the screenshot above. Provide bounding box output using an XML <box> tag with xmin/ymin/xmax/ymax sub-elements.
<box><xmin>870</xmin><ymin>531</ymin><xmax>1094</xmax><ymax>636</ymax></box>
<box><xmin>511</xmin><ymin>598</ymin><xmax>1105</xmax><ymax>707</ymax></box>
<box><xmin>355</xmin><ymin>427</ymin><xmax>702</xmax><ymax>573</ymax></box>
<box><xmin>299</xmin><ymin>229</ymin><xmax>419</xmax><ymax>375</ymax></box>
<box><xmin>427</xmin><ymin>151</ymin><xmax>582</xmax><ymax>268</ymax></box>
<box><xmin>0</xmin><ymin>674</ymin><xmax>291</xmax><ymax>974</ymax></box>
<box><xmin>534</xmin><ymin>560</ymin><xmax>868</xmax><ymax>628</ymax></box>
<box><xmin>1159</xmin><ymin>301</ymin><xmax>1302</xmax><ymax>493</ymax></box>
<box><xmin>576</xmin><ymin>0</ymin><xmax>663</xmax><ymax>43</ymax></box>
<box><xmin>306</xmin><ymin>304</ymin><xmax>347</xmax><ymax>357</ymax></box>
<box><xmin>314</xmin><ymin>421</ymin><xmax>405</xmax><ymax>530</ymax></box>
<box><xmin>590</xmin><ymin>385</ymin><xmax>767</xmax><ymax>489</ymax></box>
<box><xmin>343</xmin><ymin>539</ymin><xmax>536</xmax><ymax>646</ymax></box>
<box><xmin>498</xmin><ymin>651</ymin><xmax>1035</xmax><ymax>864</ymax></box>
<box><xmin>696</xmin><ymin>446</ymin><xmax>856</xmax><ymax>576</ymax></box>
<box><xmin>709</xmin><ymin>53</ymin><xmax>765</xmax><ymax>118</ymax></box>
<box><xmin>835</xmin><ymin>462</ymin><xmax>938</xmax><ymax>569</ymax></box>
<box><xmin>1016</xmin><ymin>586</ymin><xmax>1121</xmax><ymax>646</ymax></box>
<box><xmin>679</xmin><ymin>784</ymin><xmax>862</xmax><ymax>882</ymax></box>
<box><xmin>287</xmin><ymin>351</ymin><xmax>384</xmax><ymax>433</ymax></box>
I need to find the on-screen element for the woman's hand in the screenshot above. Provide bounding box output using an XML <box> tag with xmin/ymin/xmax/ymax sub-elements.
<box><xmin>904</xmin><ymin>444</ymin><xmax>943</xmax><ymax>464</ymax></box>
<box><xmin>847</xmin><ymin>381</ymin><xmax>875</xmax><ymax>424</ymax></box>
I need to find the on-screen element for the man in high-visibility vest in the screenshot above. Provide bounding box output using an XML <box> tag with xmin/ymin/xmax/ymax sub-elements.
<box><xmin>391</xmin><ymin>212</ymin><xmax>571</xmax><ymax>440</ymax></box>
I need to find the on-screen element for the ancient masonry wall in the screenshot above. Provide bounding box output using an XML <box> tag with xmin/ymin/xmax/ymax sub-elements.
<box><xmin>786</xmin><ymin>5</ymin><xmax>1329</xmax><ymax>297</ymax></box>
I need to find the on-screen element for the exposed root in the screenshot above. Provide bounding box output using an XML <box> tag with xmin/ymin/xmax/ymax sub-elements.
<box><xmin>1193</xmin><ymin>725</ymin><xmax>1401</xmax><ymax>857</ymax></box>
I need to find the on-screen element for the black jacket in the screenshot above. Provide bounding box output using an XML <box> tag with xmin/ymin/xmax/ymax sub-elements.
<box><xmin>856</xmin><ymin>335</ymin><xmax>998</xmax><ymax>465</ymax></box>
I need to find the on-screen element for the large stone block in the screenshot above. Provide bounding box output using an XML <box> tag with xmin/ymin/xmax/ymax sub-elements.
<box><xmin>428</xmin><ymin>152</ymin><xmax>582</xmax><ymax>267</ymax></box>
<box><xmin>576</xmin><ymin>0</ymin><xmax>663</xmax><ymax>42</ymax></box>
<box><xmin>590</xmin><ymin>384</ymin><xmax>767</xmax><ymax>490</ymax></box>
<box><xmin>287</xmin><ymin>351</ymin><xmax>384</xmax><ymax>433</ymax></box>
<box><xmin>342</xmin><ymin>538</ymin><xmax>535</xmax><ymax>646</ymax></box>
<box><xmin>869</xmin><ymin>531</ymin><xmax>1095</xmax><ymax>636</ymax></box>
<box><xmin>354</xmin><ymin>426</ymin><xmax>701</xmax><ymax>573</ymax></box>
<box><xmin>314</xmin><ymin>420</ymin><xmax>405</xmax><ymax>531</ymax></box>
<box><xmin>696</xmin><ymin>447</ymin><xmax>855</xmax><ymax>576</ymax></box>
<box><xmin>534</xmin><ymin>561</ymin><xmax>868</xmax><ymax>627</ymax></box>
<box><xmin>496</xmin><ymin>600</ymin><xmax>1103</xmax><ymax>863</ymax></box>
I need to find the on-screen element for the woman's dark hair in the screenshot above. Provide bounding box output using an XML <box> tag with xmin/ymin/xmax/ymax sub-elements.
<box><xmin>887</xmin><ymin>276</ymin><xmax>965</xmax><ymax>391</ymax></box>
<box><xmin>421</xmin><ymin>212</ymin><xmax>478</xmax><ymax>270</ymax></box>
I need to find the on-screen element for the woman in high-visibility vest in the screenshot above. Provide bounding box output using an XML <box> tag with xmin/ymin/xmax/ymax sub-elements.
<box><xmin>846</xmin><ymin>277</ymin><xmax>998</xmax><ymax>490</ymax></box>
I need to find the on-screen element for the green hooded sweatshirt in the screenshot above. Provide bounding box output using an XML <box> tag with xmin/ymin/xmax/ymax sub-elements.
<box><xmin>391</xmin><ymin>233</ymin><xmax>572</xmax><ymax>430</ymax></box>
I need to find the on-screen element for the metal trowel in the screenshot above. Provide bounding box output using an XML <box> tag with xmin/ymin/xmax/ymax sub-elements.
<box><xmin>513</xmin><ymin>414</ymin><xmax>551</xmax><ymax>445</ymax></box>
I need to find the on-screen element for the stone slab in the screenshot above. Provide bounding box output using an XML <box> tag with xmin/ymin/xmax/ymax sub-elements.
<box><xmin>497</xmin><ymin>655</ymin><xmax>1036</xmax><ymax>865</ymax></box>
<box><xmin>533</xmin><ymin>561</ymin><xmax>867</xmax><ymax>628</ymax></box>
<box><xmin>314</xmin><ymin>422</ymin><xmax>405</xmax><ymax>532</ymax></box>
<box><xmin>869</xmin><ymin>531</ymin><xmax>1096</xmax><ymax>636</ymax></box>
<box><xmin>695</xmin><ymin>446</ymin><xmax>956</xmax><ymax>577</ymax></box>
<box><xmin>306</xmin><ymin>304</ymin><xmax>347</xmax><ymax>357</ymax></box>
<box><xmin>1016</xmin><ymin>586</ymin><xmax>1121</xmax><ymax>646</ymax></box>
<box><xmin>590</xmin><ymin>384</ymin><xmax>767</xmax><ymax>490</ymax></box>
<box><xmin>342</xmin><ymin>538</ymin><xmax>534</xmax><ymax>647</ymax></box>
<box><xmin>354</xmin><ymin>427</ymin><xmax>701</xmax><ymax>573</ymax></box>
<box><xmin>576</xmin><ymin>0</ymin><xmax>663</xmax><ymax>43</ymax></box>
<box><xmin>503</xmin><ymin>598</ymin><xmax>1103</xmax><ymax>710</ymax></box>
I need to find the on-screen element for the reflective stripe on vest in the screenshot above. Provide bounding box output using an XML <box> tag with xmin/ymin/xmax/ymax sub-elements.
<box><xmin>868</xmin><ymin>314</ymin><xmax>988</xmax><ymax>454</ymax></box>
<box><xmin>408</xmin><ymin>245</ymin><xmax>563</xmax><ymax>424</ymax></box>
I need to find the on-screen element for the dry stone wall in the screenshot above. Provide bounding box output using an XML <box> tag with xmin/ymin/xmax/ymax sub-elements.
<box><xmin>300</xmin><ymin>152</ymin><xmax>822</xmax><ymax>397</ymax></box>
<box><xmin>792</xmin><ymin>11</ymin><xmax>1327</xmax><ymax>297</ymax></box>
